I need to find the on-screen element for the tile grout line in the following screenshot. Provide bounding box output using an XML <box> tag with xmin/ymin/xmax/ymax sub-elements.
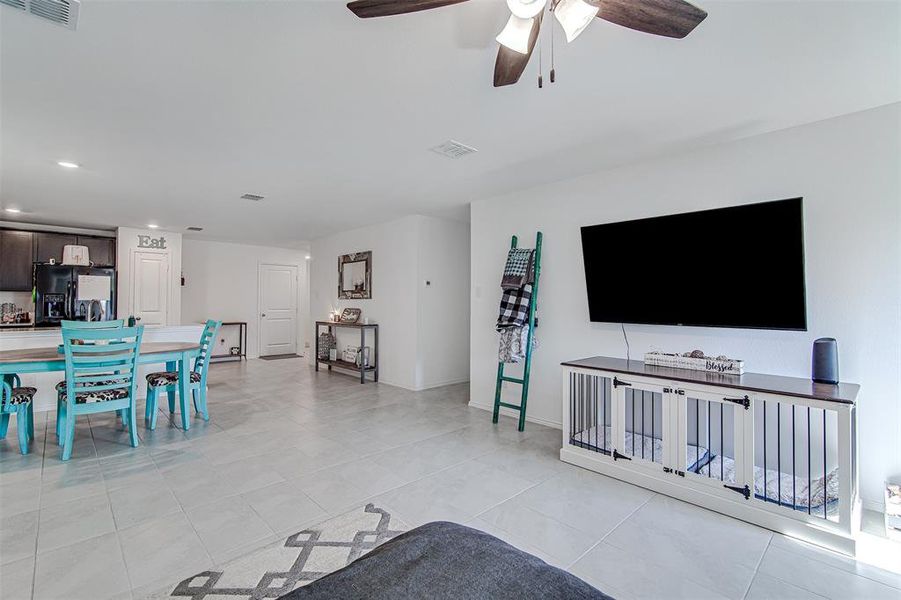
<box><xmin>768</xmin><ymin>537</ymin><xmax>901</xmax><ymax>591</ymax></box>
<box><xmin>30</xmin><ymin>410</ymin><xmax>50</xmax><ymax>600</ymax></box>
<box><xmin>133</xmin><ymin>407</ymin><xmax>215</xmax><ymax>597</ymax></box>
<box><xmin>12</xmin><ymin>370</ymin><xmax>574</xmax><ymax>598</ymax></box>
<box><xmin>741</xmin><ymin>533</ymin><xmax>773</xmax><ymax>600</ymax></box>
<box><xmin>563</xmin><ymin>491</ymin><xmax>657</xmax><ymax>570</ymax></box>
<box><xmin>95</xmin><ymin>408</ymin><xmax>134</xmax><ymax>599</ymax></box>
<box><xmin>758</xmin><ymin>544</ymin><xmax>898</xmax><ymax>597</ymax></box>
<box><xmin>103</xmin><ymin>422</ymin><xmax>138</xmax><ymax>600</ymax></box>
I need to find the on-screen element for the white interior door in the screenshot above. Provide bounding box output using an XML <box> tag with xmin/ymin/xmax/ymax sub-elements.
<box><xmin>259</xmin><ymin>263</ymin><xmax>298</xmax><ymax>357</ymax></box>
<box><xmin>131</xmin><ymin>250</ymin><xmax>169</xmax><ymax>325</ymax></box>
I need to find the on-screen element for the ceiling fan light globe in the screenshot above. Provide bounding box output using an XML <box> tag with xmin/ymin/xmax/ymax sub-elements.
<box><xmin>496</xmin><ymin>14</ymin><xmax>534</xmax><ymax>54</ymax></box>
<box><xmin>506</xmin><ymin>0</ymin><xmax>546</xmax><ymax>19</ymax></box>
<box><xmin>554</xmin><ymin>0</ymin><xmax>599</xmax><ymax>42</ymax></box>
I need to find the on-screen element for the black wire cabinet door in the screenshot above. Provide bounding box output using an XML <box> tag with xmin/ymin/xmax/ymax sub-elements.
<box><xmin>677</xmin><ymin>387</ymin><xmax>751</xmax><ymax>501</ymax></box>
<box><xmin>611</xmin><ymin>378</ymin><xmax>671</xmax><ymax>472</ymax></box>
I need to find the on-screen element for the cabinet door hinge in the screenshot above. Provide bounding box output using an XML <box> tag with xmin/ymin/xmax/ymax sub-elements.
<box><xmin>663</xmin><ymin>467</ymin><xmax>685</xmax><ymax>477</ymax></box>
<box><xmin>723</xmin><ymin>395</ymin><xmax>750</xmax><ymax>410</ymax></box>
<box><xmin>612</xmin><ymin>449</ymin><xmax>632</xmax><ymax>461</ymax></box>
<box><xmin>663</xmin><ymin>387</ymin><xmax>685</xmax><ymax>395</ymax></box>
<box><xmin>724</xmin><ymin>483</ymin><xmax>751</xmax><ymax>499</ymax></box>
<box><xmin>613</xmin><ymin>377</ymin><xmax>631</xmax><ymax>389</ymax></box>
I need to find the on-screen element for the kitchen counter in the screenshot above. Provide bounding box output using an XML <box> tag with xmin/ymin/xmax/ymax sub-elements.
<box><xmin>0</xmin><ymin>325</ymin><xmax>57</xmax><ymax>335</ymax></box>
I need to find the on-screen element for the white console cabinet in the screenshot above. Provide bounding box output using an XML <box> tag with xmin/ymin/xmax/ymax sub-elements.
<box><xmin>560</xmin><ymin>357</ymin><xmax>860</xmax><ymax>555</ymax></box>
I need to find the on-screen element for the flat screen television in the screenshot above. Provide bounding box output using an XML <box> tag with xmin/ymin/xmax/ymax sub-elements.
<box><xmin>580</xmin><ymin>198</ymin><xmax>807</xmax><ymax>330</ymax></box>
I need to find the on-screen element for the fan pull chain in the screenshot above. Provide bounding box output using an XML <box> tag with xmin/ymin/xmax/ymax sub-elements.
<box><xmin>550</xmin><ymin>5</ymin><xmax>556</xmax><ymax>84</ymax></box>
<box><xmin>537</xmin><ymin>29</ymin><xmax>543</xmax><ymax>89</ymax></box>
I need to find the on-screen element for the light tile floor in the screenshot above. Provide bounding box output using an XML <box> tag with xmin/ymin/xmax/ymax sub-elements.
<box><xmin>0</xmin><ymin>359</ymin><xmax>898</xmax><ymax>600</ymax></box>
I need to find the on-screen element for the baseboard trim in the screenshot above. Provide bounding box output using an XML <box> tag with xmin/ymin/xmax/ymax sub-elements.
<box><xmin>468</xmin><ymin>400</ymin><xmax>562</xmax><ymax>430</ymax></box>
<box><xmin>414</xmin><ymin>377</ymin><xmax>470</xmax><ymax>391</ymax></box>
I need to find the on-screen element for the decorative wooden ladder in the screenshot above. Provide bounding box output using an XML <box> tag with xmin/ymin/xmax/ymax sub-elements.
<box><xmin>493</xmin><ymin>231</ymin><xmax>542</xmax><ymax>432</ymax></box>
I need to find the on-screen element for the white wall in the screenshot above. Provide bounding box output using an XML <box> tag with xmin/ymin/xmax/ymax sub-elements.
<box><xmin>311</xmin><ymin>216</ymin><xmax>419</xmax><ymax>389</ymax></box>
<box><xmin>310</xmin><ymin>215</ymin><xmax>470</xmax><ymax>391</ymax></box>
<box><xmin>180</xmin><ymin>239</ymin><xmax>310</xmax><ymax>359</ymax></box>
<box><xmin>116</xmin><ymin>227</ymin><xmax>182</xmax><ymax>325</ymax></box>
<box><xmin>416</xmin><ymin>216</ymin><xmax>471</xmax><ymax>389</ymax></box>
<box><xmin>470</xmin><ymin>103</ymin><xmax>901</xmax><ymax>509</ymax></box>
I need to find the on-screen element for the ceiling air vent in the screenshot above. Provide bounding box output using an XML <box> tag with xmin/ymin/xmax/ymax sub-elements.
<box><xmin>1</xmin><ymin>0</ymin><xmax>80</xmax><ymax>30</ymax></box>
<box><xmin>186</xmin><ymin>226</ymin><xmax>204</xmax><ymax>232</ymax></box>
<box><xmin>430</xmin><ymin>140</ymin><xmax>478</xmax><ymax>159</ymax></box>
<box><xmin>241</xmin><ymin>193</ymin><xmax>265</xmax><ymax>202</ymax></box>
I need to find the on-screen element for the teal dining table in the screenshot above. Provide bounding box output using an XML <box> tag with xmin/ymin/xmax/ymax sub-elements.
<box><xmin>0</xmin><ymin>341</ymin><xmax>201</xmax><ymax>430</ymax></box>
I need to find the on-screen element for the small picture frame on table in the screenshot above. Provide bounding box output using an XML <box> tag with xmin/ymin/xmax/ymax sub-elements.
<box><xmin>339</xmin><ymin>308</ymin><xmax>362</xmax><ymax>324</ymax></box>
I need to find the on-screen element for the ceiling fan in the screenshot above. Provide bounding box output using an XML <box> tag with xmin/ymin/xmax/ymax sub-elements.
<box><xmin>347</xmin><ymin>0</ymin><xmax>707</xmax><ymax>87</ymax></box>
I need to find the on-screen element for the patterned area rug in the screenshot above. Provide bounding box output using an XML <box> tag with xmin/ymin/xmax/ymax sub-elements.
<box><xmin>157</xmin><ymin>504</ymin><xmax>407</xmax><ymax>599</ymax></box>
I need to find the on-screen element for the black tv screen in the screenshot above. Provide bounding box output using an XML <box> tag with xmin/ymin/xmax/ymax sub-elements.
<box><xmin>580</xmin><ymin>198</ymin><xmax>807</xmax><ymax>330</ymax></box>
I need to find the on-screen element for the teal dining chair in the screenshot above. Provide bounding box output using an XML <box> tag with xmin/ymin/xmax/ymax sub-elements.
<box><xmin>1</xmin><ymin>374</ymin><xmax>36</xmax><ymax>455</ymax></box>
<box><xmin>144</xmin><ymin>320</ymin><xmax>221</xmax><ymax>430</ymax></box>
<box><xmin>57</xmin><ymin>322</ymin><xmax>144</xmax><ymax>460</ymax></box>
<box><xmin>55</xmin><ymin>320</ymin><xmax>128</xmax><ymax>438</ymax></box>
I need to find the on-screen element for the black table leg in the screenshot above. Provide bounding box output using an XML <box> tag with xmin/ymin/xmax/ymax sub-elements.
<box><xmin>360</xmin><ymin>327</ymin><xmax>365</xmax><ymax>384</ymax></box>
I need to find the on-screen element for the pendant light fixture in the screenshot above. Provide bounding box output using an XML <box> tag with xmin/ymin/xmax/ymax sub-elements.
<box><xmin>496</xmin><ymin>13</ymin><xmax>534</xmax><ymax>54</ymax></box>
<box><xmin>506</xmin><ymin>0</ymin><xmax>546</xmax><ymax>18</ymax></box>
<box><xmin>554</xmin><ymin>0</ymin><xmax>599</xmax><ymax>43</ymax></box>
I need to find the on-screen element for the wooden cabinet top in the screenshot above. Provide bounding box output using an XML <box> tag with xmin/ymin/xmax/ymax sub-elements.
<box><xmin>561</xmin><ymin>356</ymin><xmax>859</xmax><ymax>405</ymax></box>
<box><xmin>315</xmin><ymin>320</ymin><xmax>378</xmax><ymax>328</ymax></box>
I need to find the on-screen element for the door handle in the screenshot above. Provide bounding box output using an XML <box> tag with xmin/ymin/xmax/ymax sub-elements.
<box><xmin>65</xmin><ymin>281</ymin><xmax>73</xmax><ymax>319</ymax></box>
<box><xmin>261</xmin><ymin>313</ymin><xmax>266</xmax><ymax>317</ymax></box>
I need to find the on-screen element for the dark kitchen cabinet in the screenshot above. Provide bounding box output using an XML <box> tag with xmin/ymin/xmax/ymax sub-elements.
<box><xmin>77</xmin><ymin>236</ymin><xmax>116</xmax><ymax>267</ymax></box>
<box><xmin>34</xmin><ymin>232</ymin><xmax>77</xmax><ymax>264</ymax></box>
<box><xmin>0</xmin><ymin>230</ymin><xmax>35</xmax><ymax>291</ymax></box>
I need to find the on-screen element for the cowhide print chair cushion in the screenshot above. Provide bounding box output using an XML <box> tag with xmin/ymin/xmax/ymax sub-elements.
<box><xmin>55</xmin><ymin>380</ymin><xmax>129</xmax><ymax>404</ymax></box>
<box><xmin>6</xmin><ymin>387</ymin><xmax>37</xmax><ymax>405</ymax></box>
<box><xmin>145</xmin><ymin>371</ymin><xmax>202</xmax><ymax>388</ymax></box>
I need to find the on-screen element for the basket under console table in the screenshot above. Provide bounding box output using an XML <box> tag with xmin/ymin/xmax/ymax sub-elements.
<box><xmin>560</xmin><ymin>356</ymin><xmax>860</xmax><ymax>555</ymax></box>
<box><xmin>315</xmin><ymin>321</ymin><xmax>379</xmax><ymax>384</ymax></box>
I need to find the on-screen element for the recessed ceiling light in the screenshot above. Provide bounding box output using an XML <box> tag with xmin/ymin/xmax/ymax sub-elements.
<box><xmin>147</xmin><ymin>224</ymin><xmax>159</xmax><ymax>229</ymax></box>
<box><xmin>305</xmin><ymin>255</ymin><xmax>311</xmax><ymax>260</ymax></box>
<box><xmin>4</xmin><ymin>208</ymin><xmax>22</xmax><ymax>214</ymax></box>
<box><xmin>57</xmin><ymin>161</ymin><xmax>80</xmax><ymax>169</ymax></box>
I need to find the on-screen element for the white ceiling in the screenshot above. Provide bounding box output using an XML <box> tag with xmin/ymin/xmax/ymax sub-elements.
<box><xmin>1</xmin><ymin>0</ymin><xmax>898</xmax><ymax>246</ymax></box>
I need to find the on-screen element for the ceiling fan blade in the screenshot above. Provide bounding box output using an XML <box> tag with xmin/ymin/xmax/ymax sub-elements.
<box><xmin>590</xmin><ymin>0</ymin><xmax>707</xmax><ymax>39</ymax></box>
<box><xmin>493</xmin><ymin>11</ymin><xmax>543</xmax><ymax>88</ymax></box>
<box><xmin>347</xmin><ymin>0</ymin><xmax>470</xmax><ymax>18</ymax></box>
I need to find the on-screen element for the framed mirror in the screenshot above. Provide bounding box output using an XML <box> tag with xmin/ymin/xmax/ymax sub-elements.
<box><xmin>338</xmin><ymin>251</ymin><xmax>372</xmax><ymax>299</ymax></box>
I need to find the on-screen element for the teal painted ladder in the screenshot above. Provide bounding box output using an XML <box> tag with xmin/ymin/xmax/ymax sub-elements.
<box><xmin>493</xmin><ymin>231</ymin><xmax>542</xmax><ymax>432</ymax></box>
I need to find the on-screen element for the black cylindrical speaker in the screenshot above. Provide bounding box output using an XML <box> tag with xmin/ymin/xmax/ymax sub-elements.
<box><xmin>812</xmin><ymin>338</ymin><xmax>839</xmax><ymax>384</ymax></box>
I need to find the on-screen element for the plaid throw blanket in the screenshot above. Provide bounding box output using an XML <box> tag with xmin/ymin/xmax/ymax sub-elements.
<box><xmin>501</xmin><ymin>248</ymin><xmax>534</xmax><ymax>290</ymax></box>
<box><xmin>497</xmin><ymin>284</ymin><xmax>532</xmax><ymax>330</ymax></box>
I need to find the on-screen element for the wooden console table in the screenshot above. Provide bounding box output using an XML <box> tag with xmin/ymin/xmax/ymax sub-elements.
<box><xmin>210</xmin><ymin>321</ymin><xmax>247</xmax><ymax>363</ymax></box>
<box><xmin>314</xmin><ymin>321</ymin><xmax>379</xmax><ymax>384</ymax></box>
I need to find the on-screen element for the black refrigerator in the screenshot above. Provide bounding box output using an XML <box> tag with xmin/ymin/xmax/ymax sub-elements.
<box><xmin>34</xmin><ymin>265</ymin><xmax>117</xmax><ymax>327</ymax></box>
